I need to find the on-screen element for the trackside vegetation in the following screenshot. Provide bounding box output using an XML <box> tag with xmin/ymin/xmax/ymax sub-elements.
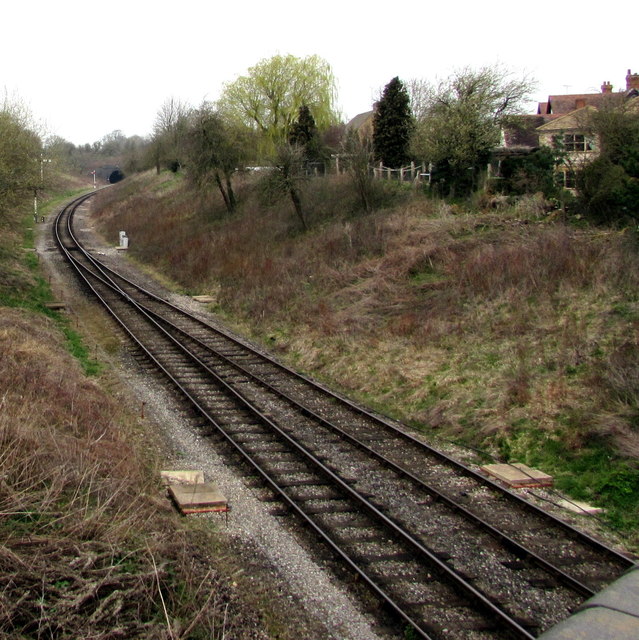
<box><xmin>92</xmin><ymin>169</ymin><xmax>639</xmax><ymax>547</ymax></box>
<box><xmin>3</xmin><ymin>55</ymin><xmax>639</xmax><ymax>637</ymax></box>
<box><xmin>0</xmin><ymin>97</ymin><xmax>289</xmax><ymax>639</ymax></box>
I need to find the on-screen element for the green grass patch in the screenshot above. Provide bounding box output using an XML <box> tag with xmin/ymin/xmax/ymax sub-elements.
<box><xmin>61</xmin><ymin>324</ymin><xmax>102</xmax><ymax>376</ymax></box>
<box><xmin>409</xmin><ymin>265</ymin><xmax>446</xmax><ymax>286</ymax></box>
<box><xmin>0</xmin><ymin>202</ymin><xmax>102</xmax><ymax>376</ymax></box>
<box><xmin>496</xmin><ymin>426</ymin><xmax>639</xmax><ymax>535</ymax></box>
<box><xmin>611</xmin><ymin>302</ymin><xmax>639</xmax><ymax>321</ymax></box>
<box><xmin>151</xmin><ymin>171</ymin><xmax>185</xmax><ymax>193</ymax></box>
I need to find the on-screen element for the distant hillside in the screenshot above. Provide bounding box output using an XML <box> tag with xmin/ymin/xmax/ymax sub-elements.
<box><xmin>92</xmin><ymin>170</ymin><xmax>639</xmax><ymax>544</ymax></box>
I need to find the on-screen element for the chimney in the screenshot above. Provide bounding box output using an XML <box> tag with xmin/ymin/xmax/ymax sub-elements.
<box><xmin>626</xmin><ymin>69</ymin><xmax>639</xmax><ymax>91</ymax></box>
<box><xmin>601</xmin><ymin>81</ymin><xmax>613</xmax><ymax>94</ymax></box>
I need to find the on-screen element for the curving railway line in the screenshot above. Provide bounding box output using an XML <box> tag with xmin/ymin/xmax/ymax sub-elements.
<box><xmin>53</xmin><ymin>192</ymin><xmax>634</xmax><ymax>639</ymax></box>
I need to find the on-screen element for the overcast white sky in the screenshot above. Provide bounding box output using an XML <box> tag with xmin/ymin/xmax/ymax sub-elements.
<box><xmin>2</xmin><ymin>0</ymin><xmax>636</xmax><ymax>145</ymax></box>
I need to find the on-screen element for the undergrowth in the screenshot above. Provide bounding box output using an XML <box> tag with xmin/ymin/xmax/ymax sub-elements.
<box><xmin>0</xmin><ymin>202</ymin><xmax>101</xmax><ymax>376</ymax></box>
<box><xmin>92</xmin><ymin>172</ymin><xmax>639</xmax><ymax>545</ymax></box>
<box><xmin>0</xmin><ymin>188</ymin><xmax>271</xmax><ymax>638</ymax></box>
<box><xmin>0</xmin><ymin>308</ymin><xmax>265</xmax><ymax>639</ymax></box>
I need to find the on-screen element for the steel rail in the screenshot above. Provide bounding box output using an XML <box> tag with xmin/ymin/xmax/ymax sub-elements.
<box><xmin>57</xmin><ymin>195</ymin><xmax>633</xmax><ymax>575</ymax></box>
<box><xmin>64</xmin><ymin>234</ymin><xmax>592</xmax><ymax>602</ymax></box>
<box><xmin>135</xmin><ymin>297</ymin><xmax>598</xmax><ymax>599</ymax></box>
<box><xmin>56</xmin><ymin>193</ymin><xmax>634</xmax><ymax>568</ymax></box>
<box><xmin>54</xmin><ymin>193</ymin><xmax>537</xmax><ymax>639</ymax></box>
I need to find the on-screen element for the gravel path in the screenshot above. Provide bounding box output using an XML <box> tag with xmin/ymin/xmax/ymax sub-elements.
<box><xmin>38</xmin><ymin>193</ymin><xmax>385</xmax><ymax>640</ymax></box>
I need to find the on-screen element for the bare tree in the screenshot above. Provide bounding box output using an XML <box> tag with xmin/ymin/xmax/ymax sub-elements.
<box><xmin>410</xmin><ymin>65</ymin><xmax>535</xmax><ymax>195</ymax></box>
<box><xmin>261</xmin><ymin>144</ymin><xmax>308</xmax><ymax>230</ymax></box>
<box><xmin>186</xmin><ymin>105</ymin><xmax>250</xmax><ymax>213</ymax></box>
<box><xmin>342</xmin><ymin>128</ymin><xmax>375</xmax><ymax>213</ymax></box>
<box><xmin>0</xmin><ymin>91</ymin><xmax>42</xmax><ymax>215</ymax></box>
<box><xmin>152</xmin><ymin>97</ymin><xmax>191</xmax><ymax>172</ymax></box>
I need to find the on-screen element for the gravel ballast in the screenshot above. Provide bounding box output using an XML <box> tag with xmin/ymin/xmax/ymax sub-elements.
<box><xmin>38</xmin><ymin>193</ymin><xmax>385</xmax><ymax>640</ymax></box>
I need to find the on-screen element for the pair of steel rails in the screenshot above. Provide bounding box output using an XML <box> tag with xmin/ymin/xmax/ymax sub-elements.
<box><xmin>53</xmin><ymin>192</ymin><xmax>634</xmax><ymax>640</ymax></box>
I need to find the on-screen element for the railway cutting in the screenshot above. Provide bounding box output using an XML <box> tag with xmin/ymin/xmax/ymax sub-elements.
<box><xmin>52</xmin><ymin>192</ymin><xmax>635</xmax><ymax>640</ymax></box>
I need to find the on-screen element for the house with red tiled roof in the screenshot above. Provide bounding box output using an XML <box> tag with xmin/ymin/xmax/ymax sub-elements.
<box><xmin>537</xmin><ymin>70</ymin><xmax>639</xmax><ymax>116</ymax></box>
<box><xmin>536</xmin><ymin>107</ymin><xmax>598</xmax><ymax>188</ymax></box>
<box><xmin>495</xmin><ymin>69</ymin><xmax>639</xmax><ymax>189</ymax></box>
<box><xmin>533</xmin><ymin>70</ymin><xmax>639</xmax><ymax>187</ymax></box>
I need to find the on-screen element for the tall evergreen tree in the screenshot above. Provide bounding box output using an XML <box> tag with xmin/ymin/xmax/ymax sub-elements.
<box><xmin>373</xmin><ymin>77</ymin><xmax>413</xmax><ymax>168</ymax></box>
<box><xmin>289</xmin><ymin>104</ymin><xmax>322</xmax><ymax>162</ymax></box>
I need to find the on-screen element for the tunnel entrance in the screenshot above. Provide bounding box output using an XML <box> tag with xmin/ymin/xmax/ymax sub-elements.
<box><xmin>108</xmin><ymin>169</ymin><xmax>124</xmax><ymax>183</ymax></box>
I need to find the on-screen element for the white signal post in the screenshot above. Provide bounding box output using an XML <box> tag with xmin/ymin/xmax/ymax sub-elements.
<box><xmin>40</xmin><ymin>154</ymin><xmax>51</xmax><ymax>183</ymax></box>
<box><xmin>34</xmin><ymin>154</ymin><xmax>51</xmax><ymax>223</ymax></box>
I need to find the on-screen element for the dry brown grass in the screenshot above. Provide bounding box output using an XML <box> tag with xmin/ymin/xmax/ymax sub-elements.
<box><xmin>0</xmin><ymin>308</ymin><xmax>266</xmax><ymax>639</ymax></box>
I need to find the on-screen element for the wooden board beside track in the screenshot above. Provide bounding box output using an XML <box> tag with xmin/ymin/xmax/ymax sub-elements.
<box><xmin>168</xmin><ymin>483</ymin><xmax>229</xmax><ymax>515</ymax></box>
<box><xmin>480</xmin><ymin>462</ymin><xmax>553</xmax><ymax>488</ymax></box>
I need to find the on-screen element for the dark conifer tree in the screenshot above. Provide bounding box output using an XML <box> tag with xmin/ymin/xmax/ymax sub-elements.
<box><xmin>372</xmin><ymin>77</ymin><xmax>413</xmax><ymax>168</ymax></box>
<box><xmin>289</xmin><ymin>104</ymin><xmax>322</xmax><ymax>162</ymax></box>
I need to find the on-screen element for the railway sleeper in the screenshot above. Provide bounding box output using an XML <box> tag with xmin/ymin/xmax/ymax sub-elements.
<box><xmin>302</xmin><ymin>500</ymin><xmax>356</xmax><ymax>514</ymax></box>
<box><xmin>329</xmin><ymin>526</ymin><xmax>381</xmax><ymax>542</ymax></box>
<box><xmin>285</xmin><ymin>485</ymin><xmax>342</xmax><ymax>502</ymax></box>
<box><xmin>415</xmin><ymin>603</ymin><xmax>502</xmax><ymax>632</ymax></box>
<box><xmin>276</xmin><ymin>476</ymin><xmax>323</xmax><ymax>488</ymax></box>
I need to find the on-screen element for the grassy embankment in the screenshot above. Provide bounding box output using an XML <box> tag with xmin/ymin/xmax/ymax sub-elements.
<box><xmin>0</xmin><ymin>180</ymin><xmax>277</xmax><ymax>639</ymax></box>
<box><xmin>93</xmin><ymin>170</ymin><xmax>639</xmax><ymax>547</ymax></box>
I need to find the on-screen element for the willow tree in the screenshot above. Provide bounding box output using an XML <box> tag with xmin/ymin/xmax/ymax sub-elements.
<box><xmin>218</xmin><ymin>54</ymin><xmax>339</xmax><ymax>156</ymax></box>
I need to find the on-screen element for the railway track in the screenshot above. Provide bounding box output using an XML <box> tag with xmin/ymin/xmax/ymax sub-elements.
<box><xmin>54</xmin><ymin>192</ymin><xmax>634</xmax><ymax>639</ymax></box>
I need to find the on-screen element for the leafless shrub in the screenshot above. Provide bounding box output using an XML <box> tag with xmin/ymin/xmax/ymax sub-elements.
<box><xmin>0</xmin><ymin>308</ymin><xmax>264</xmax><ymax>639</ymax></box>
<box><xmin>453</xmin><ymin>226</ymin><xmax>599</xmax><ymax>298</ymax></box>
<box><xmin>512</xmin><ymin>193</ymin><xmax>553</xmax><ymax>219</ymax></box>
<box><xmin>93</xmin><ymin>173</ymin><xmax>639</xmax><ymax>468</ymax></box>
<box><xmin>591</xmin><ymin>410</ymin><xmax>639</xmax><ymax>457</ymax></box>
